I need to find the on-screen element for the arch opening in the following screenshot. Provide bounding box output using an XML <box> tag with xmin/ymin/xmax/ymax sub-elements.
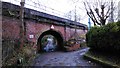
<box><xmin>37</xmin><ymin>29</ymin><xmax>64</xmax><ymax>53</ymax></box>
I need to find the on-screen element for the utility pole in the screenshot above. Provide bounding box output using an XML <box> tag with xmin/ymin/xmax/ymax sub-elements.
<box><xmin>20</xmin><ymin>0</ymin><xmax>25</xmax><ymax>49</ymax></box>
<box><xmin>111</xmin><ymin>0</ymin><xmax>114</xmax><ymax>22</ymax></box>
<box><xmin>109</xmin><ymin>0</ymin><xmax>114</xmax><ymax>23</ymax></box>
<box><xmin>75</xmin><ymin>5</ymin><xmax>77</xmax><ymax>22</ymax></box>
<box><xmin>88</xmin><ymin>18</ymin><xmax>91</xmax><ymax>30</ymax></box>
<box><xmin>118</xmin><ymin>1</ymin><xmax>120</xmax><ymax>21</ymax></box>
<box><xmin>74</xmin><ymin>5</ymin><xmax>77</xmax><ymax>35</ymax></box>
<box><xmin>72</xmin><ymin>0</ymin><xmax>79</xmax><ymax>34</ymax></box>
<box><xmin>72</xmin><ymin>0</ymin><xmax>79</xmax><ymax>22</ymax></box>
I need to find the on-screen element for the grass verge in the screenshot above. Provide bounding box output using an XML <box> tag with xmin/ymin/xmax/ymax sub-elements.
<box><xmin>84</xmin><ymin>50</ymin><xmax>120</xmax><ymax>68</ymax></box>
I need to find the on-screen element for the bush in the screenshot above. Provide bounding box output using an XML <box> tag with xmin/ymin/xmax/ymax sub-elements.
<box><xmin>86</xmin><ymin>21</ymin><xmax>120</xmax><ymax>52</ymax></box>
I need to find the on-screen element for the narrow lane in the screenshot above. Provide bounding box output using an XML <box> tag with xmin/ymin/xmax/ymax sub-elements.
<box><xmin>32</xmin><ymin>48</ymin><xmax>103</xmax><ymax>67</ymax></box>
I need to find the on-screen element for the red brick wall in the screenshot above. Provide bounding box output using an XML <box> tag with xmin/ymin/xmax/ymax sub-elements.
<box><xmin>76</xmin><ymin>29</ymin><xmax>86</xmax><ymax>35</ymax></box>
<box><xmin>2</xmin><ymin>16</ymin><xmax>20</xmax><ymax>39</ymax></box>
<box><xmin>65</xmin><ymin>27</ymin><xmax>71</xmax><ymax>41</ymax></box>
<box><xmin>25</xmin><ymin>21</ymin><xmax>86</xmax><ymax>44</ymax></box>
<box><xmin>25</xmin><ymin>21</ymin><xmax>66</xmax><ymax>43</ymax></box>
<box><xmin>52</xmin><ymin>24</ymin><xmax>65</xmax><ymax>39</ymax></box>
<box><xmin>25</xmin><ymin>21</ymin><xmax>50</xmax><ymax>43</ymax></box>
<box><xmin>65</xmin><ymin>27</ymin><xmax>86</xmax><ymax>40</ymax></box>
<box><xmin>70</xmin><ymin>28</ymin><xmax>75</xmax><ymax>38</ymax></box>
<box><xmin>2</xmin><ymin>16</ymin><xmax>21</xmax><ymax>61</ymax></box>
<box><xmin>2</xmin><ymin>16</ymin><xmax>87</xmax><ymax>46</ymax></box>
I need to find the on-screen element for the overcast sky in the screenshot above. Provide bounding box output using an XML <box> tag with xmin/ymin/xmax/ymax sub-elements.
<box><xmin>2</xmin><ymin>0</ymin><xmax>120</xmax><ymax>26</ymax></box>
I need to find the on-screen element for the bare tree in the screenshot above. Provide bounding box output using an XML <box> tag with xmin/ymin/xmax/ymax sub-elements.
<box><xmin>84</xmin><ymin>0</ymin><xmax>116</xmax><ymax>26</ymax></box>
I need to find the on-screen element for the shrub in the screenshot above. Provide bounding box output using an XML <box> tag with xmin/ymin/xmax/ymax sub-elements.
<box><xmin>86</xmin><ymin>21</ymin><xmax>120</xmax><ymax>52</ymax></box>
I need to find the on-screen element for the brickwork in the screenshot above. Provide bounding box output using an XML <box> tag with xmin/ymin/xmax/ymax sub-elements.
<box><xmin>2</xmin><ymin>16</ymin><xmax>21</xmax><ymax>64</ymax></box>
<box><xmin>2</xmin><ymin>17</ymin><xmax>86</xmax><ymax>51</ymax></box>
<box><xmin>2</xmin><ymin>16</ymin><xmax>20</xmax><ymax>39</ymax></box>
<box><xmin>2</xmin><ymin>16</ymin><xmax>86</xmax><ymax>49</ymax></box>
<box><xmin>65</xmin><ymin>27</ymin><xmax>71</xmax><ymax>41</ymax></box>
<box><xmin>26</xmin><ymin>21</ymin><xmax>66</xmax><ymax>44</ymax></box>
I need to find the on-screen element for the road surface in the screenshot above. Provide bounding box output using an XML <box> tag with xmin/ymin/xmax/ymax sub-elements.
<box><xmin>32</xmin><ymin>48</ymin><xmax>103</xmax><ymax>67</ymax></box>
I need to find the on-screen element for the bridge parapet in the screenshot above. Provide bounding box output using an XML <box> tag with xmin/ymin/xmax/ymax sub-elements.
<box><xmin>2</xmin><ymin>2</ymin><xmax>88</xmax><ymax>30</ymax></box>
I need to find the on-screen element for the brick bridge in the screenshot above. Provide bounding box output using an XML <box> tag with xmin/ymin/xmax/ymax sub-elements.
<box><xmin>2</xmin><ymin>2</ymin><xmax>87</xmax><ymax>52</ymax></box>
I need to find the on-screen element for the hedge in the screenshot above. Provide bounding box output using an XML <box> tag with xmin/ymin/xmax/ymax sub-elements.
<box><xmin>86</xmin><ymin>21</ymin><xmax>120</xmax><ymax>52</ymax></box>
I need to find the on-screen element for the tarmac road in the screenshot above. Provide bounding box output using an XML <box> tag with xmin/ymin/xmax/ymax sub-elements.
<box><xmin>32</xmin><ymin>48</ymin><xmax>103</xmax><ymax>67</ymax></box>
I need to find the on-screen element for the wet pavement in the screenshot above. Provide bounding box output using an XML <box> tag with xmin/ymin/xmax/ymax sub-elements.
<box><xmin>32</xmin><ymin>48</ymin><xmax>103</xmax><ymax>67</ymax></box>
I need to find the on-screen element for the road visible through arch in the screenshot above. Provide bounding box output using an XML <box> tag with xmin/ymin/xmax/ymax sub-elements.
<box><xmin>37</xmin><ymin>29</ymin><xmax>64</xmax><ymax>52</ymax></box>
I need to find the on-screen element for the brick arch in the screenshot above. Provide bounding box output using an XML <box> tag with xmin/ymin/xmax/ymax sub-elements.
<box><xmin>37</xmin><ymin>29</ymin><xmax>64</xmax><ymax>52</ymax></box>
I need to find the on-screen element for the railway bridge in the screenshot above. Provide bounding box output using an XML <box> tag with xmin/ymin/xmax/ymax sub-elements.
<box><xmin>2</xmin><ymin>2</ymin><xmax>87</xmax><ymax>52</ymax></box>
